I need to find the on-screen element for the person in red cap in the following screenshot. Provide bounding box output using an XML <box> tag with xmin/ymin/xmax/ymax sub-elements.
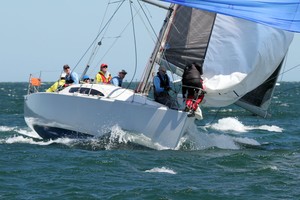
<box><xmin>95</xmin><ymin>63</ymin><xmax>112</xmax><ymax>84</ymax></box>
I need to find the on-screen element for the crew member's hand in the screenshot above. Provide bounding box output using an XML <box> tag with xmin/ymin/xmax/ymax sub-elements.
<box><xmin>165</xmin><ymin>86</ymin><xmax>171</xmax><ymax>91</ymax></box>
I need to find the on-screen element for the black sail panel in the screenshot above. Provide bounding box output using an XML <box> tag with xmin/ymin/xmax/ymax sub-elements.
<box><xmin>163</xmin><ymin>6</ymin><xmax>216</xmax><ymax>70</ymax></box>
<box><xmin>235</xmin><ymin>58</ymin><xmax>285</xmax><ymax>117</ymax></box>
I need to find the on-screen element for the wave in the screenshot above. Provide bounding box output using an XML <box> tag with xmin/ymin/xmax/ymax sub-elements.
<box><xmin>0</xmin><ymin>126</ymin><xmax>15</xmax><ymax>132</ymax></box>
<box><xmin>145</xmin><ymin>167</ymin><xmax>177</xmax><ymax>174</ymax></box>
<box><xmin>2</xmin><ymin>119</ymin><xmax>273</xmax><ymax>151</ymax></box>
<box><xmin>0</xmin><ymin>125</ymin><xmax>41</xmax><ymax>139</ymax></box>
<box><xmin>178</xmin><ymin>118</ymin><xmax>263</xmax><ymax>150</ymax></box>
<box><xmin>207</xmin><ymin>117</ymin><xmax>283</xmax><ymax>133</ymax></box>
<box><xmin>0</xmin><ymin>125</ymin><xmax>165</xmax><ymax>150</ymax></box>
<box><xmin>0</xmin><ymin>135</ymin><xmax>74</xmax><ymax>145</ymax></box>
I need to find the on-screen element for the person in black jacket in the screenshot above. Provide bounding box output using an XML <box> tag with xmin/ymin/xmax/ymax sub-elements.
<box><xmin>182</xmin><ymin>62</ymin><xmax>205</xmax><ymax>116</ymax></box>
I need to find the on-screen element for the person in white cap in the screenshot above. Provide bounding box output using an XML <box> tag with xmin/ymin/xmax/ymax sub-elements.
<box><xmin>111</xmin><ymin>69</ymin><xmax>127</xmax><ymax>87</ymax></box>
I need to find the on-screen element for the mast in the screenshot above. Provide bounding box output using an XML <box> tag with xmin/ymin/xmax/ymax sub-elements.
<box><xmin>136</xmin><ymin>3</ymin><xmax>176</xmax><ymax>94</ymax></box>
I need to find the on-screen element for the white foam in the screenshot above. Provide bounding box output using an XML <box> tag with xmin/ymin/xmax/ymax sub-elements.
<box><xmin>233</xmin><ymin>137</ymin><xmax>261</xmax><ymax>146</ymax></box>
<box><xmin>208</xmin><ymin>117</ymin><xmax>247</xmax><ymax>133</ymax></box>
<box><xmin>2</xmin><ymin>135</ymin><xmax>47</xmax><ymax>145</ymax></box>
<box><xmin>1</xmin><ymin>135</ymin><xmax>76</xmax><ymax>146</ymax></box>
<box><xmin>145</xmin><ymin>167</ymin><xmax>177</xmax><ymax>174</ymax></box>
<box><xmin>182</xmin><ymin>123</ymin><xmax>241</xmax><ymax>150</ymax></box>
<box><xmin>0</xmin><ymin>125</ymin><xmax>42</xmax><ymax>139</ymax></box>
<box><xmin>263</xmin><ymin>165</ymin><xmax>279</xmax><ymax>171</ymax></box>
<box><xmin>208</xmin><ymin>117</ymin><xmax>283</xmax><ymax>133</ymax></box>
<box><xmin>210</xmin><ymin>108</ymin><xmax>233</xmax><ymax>113</ymax></box>
<box><xmin>250</xmin><ymin>125</ymin><xmax>283</xmax><ymax>133</ymax></box>
<box><xmin>0</xmin><ymin>126</ymin><xmax>15</xmax><ymax>132</ymax></box>
<box><xmin>15</xmin><ymin>128</ymin><xmax>42</xmax><ymax>139</ymax></box>
<box><xmin>106</xmin><ymin>125</ymin><xmax>168</xmax><ymax>150</ymax></box>
<box><xmin>280</xmin><ymin>103</ymin><xmax>289</xmax><ymax>107</ymax></box>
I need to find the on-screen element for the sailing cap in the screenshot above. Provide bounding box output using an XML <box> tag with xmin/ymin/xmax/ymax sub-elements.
<box><xmin>119</xmin><ymin>69</ymin><xmax>127</xmax><ymax>74</ymax></box>
<box><xmin>63</xmin><ymin>64</ymin><xmax>70</xmax><ymax>69</ymax></box>
<box><xmin>60</xmin><ymin>72</ymin><xmax>66</xmax><ymax>78</ymax></box>
<box><xmin>82</xmin><ymin>75</ymin><xmax>90</xmax><ymax>80</ymax></box>
<box><xmin>100</xmin><ymin>63</ymin><xmax>108</xmax><ymax>68</ymax></box>
<box><xmin>159</xmin><ymin>66</ymin><xmax>166</xmax><ymax>72</ymax></box>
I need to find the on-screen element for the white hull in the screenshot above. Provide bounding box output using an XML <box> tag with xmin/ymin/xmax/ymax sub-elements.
<box><xmin>24</xmin><ymin>84</ymin><xmax>194</xmax><ymax>149</ymax></box>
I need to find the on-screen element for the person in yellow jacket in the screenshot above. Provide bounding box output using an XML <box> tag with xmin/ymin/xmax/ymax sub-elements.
<box><xmin>46</xmin><ymin>73</ymin><xmax>66</xmax><ymax>92</ymax></box>
<box><xmin>95</xmin><ymin>63</ymin><xmax>112</xmax><ymax>83</ymax></box>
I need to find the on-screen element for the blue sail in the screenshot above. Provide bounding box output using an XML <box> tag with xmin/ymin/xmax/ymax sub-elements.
<box><xmin>159</xmin><ymin>0</ymin><xmax>300</xmax><ymax>32</ymax></box>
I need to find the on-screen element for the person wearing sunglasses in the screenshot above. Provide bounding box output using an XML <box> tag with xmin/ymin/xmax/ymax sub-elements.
<box><xmin>62</xmin><ymin>64</ymin><xmax>79</xmax><ymax>87</ymax></box>
<box><xmin>95</xmin><ymin>63</ymin><xmax>112</xmax><ymax>84</ymax></box>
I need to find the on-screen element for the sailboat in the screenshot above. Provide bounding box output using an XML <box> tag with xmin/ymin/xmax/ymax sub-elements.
<box><xmin>24</xmin><ymin>0</ymin><xmax>299</xmax><ymax>149</ymax></box>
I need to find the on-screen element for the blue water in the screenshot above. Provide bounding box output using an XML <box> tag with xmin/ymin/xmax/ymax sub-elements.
<box><xmin>0</xmin><ymin>82</ymin><xmax>300</xmax><ymax>199</ymax></box>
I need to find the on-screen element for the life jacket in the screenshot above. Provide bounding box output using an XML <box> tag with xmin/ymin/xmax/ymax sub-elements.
<box><xmin>113</xmin><ymin>76</ymin><xmax>122</xmax><ymax>87</ymax></box>
<box><xmin>96</xmin><ymin>71</ymin><xmax>111</xmax><ymax>84</ymax></box>
<box><xmin>153</xmin><ymin>72</ymin><xmax>170</xmax><ymax>100</ymax></box>
<box><xmin>65</xmin><ymin>74</ymin><xmax>74</xmax><ymax>84</ymax></box>
<box><xmin>157</xmin><ymin>72</ymin><xmax>170</xmax><ymax>88</ymax></box>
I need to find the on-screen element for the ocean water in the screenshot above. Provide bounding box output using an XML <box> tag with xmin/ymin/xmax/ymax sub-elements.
<box><xmin>0</xmin><ymin>82</ymin><xmax>300</xmax><ymax>199</ymax></box>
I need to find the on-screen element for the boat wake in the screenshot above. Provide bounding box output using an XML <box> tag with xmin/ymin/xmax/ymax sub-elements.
<box><xmin>0</xmin><ymin>125</ymin><xmax>41</xmax><ymax>139</ymax></box>
<box><xmin>1</xmin><ymin>117</ymin><xmax>282</xmax><ymax>151</ymax></box>
<box><xmin>207</xmin><ymin>117</ymin><xmax>283</xmax><ymax>133</ymax></box>
<box><xmin>0</xmin><ymin>125</ymin><xmax>162</xmax><ymax>150</ymax></box>
<box><xmin>178</xmin><ymin>117</ymin><xmax>282</xmax><ymax>150</ymax></box>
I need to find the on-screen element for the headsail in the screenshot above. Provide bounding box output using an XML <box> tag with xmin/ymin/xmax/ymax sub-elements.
<box><xmin>137</xmin><ymin>1</ymin><xmax>294</xmax><ymax>118</ymax></box>
<box><xmin>160</xmin><ymin>0</ymin><xmax>300</xmax><ymax>33</ymax></box>
<box><xmin>156</xmin><ymin>4</ymin><xmax>293</xmax><ymax>107</ymax></box>
<box><xmin>200</xmin><ymin>14</ymin><xmax>293</xmax><ymax>107</ymax></box>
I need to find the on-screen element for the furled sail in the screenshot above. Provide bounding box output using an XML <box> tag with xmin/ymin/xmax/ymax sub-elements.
<box><xmin>160</xmin><ymin>0</ymin><xmax>300</xmax><ymax>33</ymax></box>
<box><xmin>156</xmin><ymin>3</ymin><xmax>293</xmax><ymax>109</ymax></box>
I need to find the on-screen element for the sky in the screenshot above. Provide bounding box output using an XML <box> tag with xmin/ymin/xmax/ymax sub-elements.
<box><xmin>1</xmin><ymin>0</ymin><xmax>300</xmax><ymax>82</ymax></box>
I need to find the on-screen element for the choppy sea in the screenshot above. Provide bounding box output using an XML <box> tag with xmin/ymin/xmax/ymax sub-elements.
<box><xmin>0</xmin><ymin>82</ymin><xmax>299</xmax><ymax>199</ymax></box>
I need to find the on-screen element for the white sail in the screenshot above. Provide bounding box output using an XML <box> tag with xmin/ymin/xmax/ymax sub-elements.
<box><xmin>155</xmin><ymin>5</ymin><xmax>293</xmax><ymax>109</ymax></box>
<box><xmin>203</xmin><ymin>14</ymin><xmax>293</xmax><ymax>107</ymax></box>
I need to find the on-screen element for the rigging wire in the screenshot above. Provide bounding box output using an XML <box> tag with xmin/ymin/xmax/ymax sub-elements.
<box><xmin>107</xmin><ymin>0</ymin><xmax>141</xmax><ymax>99</ymax></box>
<box><xmin>126</xmin><ymin>0</ymin><xmax>138</xmax><ymax>90</ymax></box>
<box><xmin>92</xmin><ymin>5</ymin><xmax>142</xmax><ymax>75</ymax></box>
<box><xmin>136</xmin><ymin>0</ymin><xmax>161</xmax><ymax>43</ymax></box>
<box><xmin>136</xmin><ymin>1</ymin><xmax>173</xmax><ymax>94</ymax></box>
<box><xmin>71</xmin><ymin>0</ymin><xmax>125</xmax><ymax>73</ymax></box>
<box><xmin>100</xmin><ymin>0</ymin><xmax>144</xmax><ymax>99</ymax></box>
<box><xmin>92</xmin><ymin>0</ymin><xmax>164</xmax><ymax>94</ymax></box>
<box><xmin>87</xmin><ymin>1</ymin><xmax>111</xmax><ymax>67</ymax></box>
